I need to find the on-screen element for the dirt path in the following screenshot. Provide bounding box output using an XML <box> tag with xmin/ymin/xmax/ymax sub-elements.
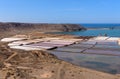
<box><xmin>56</xmin><ymin>61</ymin><xmax>65</xmax><ymax>79</ymax></box>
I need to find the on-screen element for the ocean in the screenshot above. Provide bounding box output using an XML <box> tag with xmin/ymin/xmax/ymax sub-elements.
<box><xmin>55</xmin><ymin>24</ymin><xmax>120</xmax><ymax>37</ymax></box>
<box><xmin>81</xmin><ymin>24</ymin><xmax>120</xmax><ymax>29</ymax></box>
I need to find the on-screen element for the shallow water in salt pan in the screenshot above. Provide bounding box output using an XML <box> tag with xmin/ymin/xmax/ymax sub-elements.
<box><xmin>49</xmin><ymin>42</ymin><xmax>120</xmax><ymax>74</ymax></box>
<box><xmin>49</xmin><ymin>51</ymin><xmax>120</xmax><ymax>74</ymax></box>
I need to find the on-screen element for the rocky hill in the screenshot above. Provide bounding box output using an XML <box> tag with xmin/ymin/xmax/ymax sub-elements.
<box><xmin>0</xmin><ymin>22</ymin><xmax>86</xmax><ymax>32</ymax></box>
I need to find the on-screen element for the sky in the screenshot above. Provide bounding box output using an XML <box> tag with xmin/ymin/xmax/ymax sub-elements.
<box><xmin>0</xmin><ymin>0</ymin><xmax>120</xmax><ymax>23</ymax></box>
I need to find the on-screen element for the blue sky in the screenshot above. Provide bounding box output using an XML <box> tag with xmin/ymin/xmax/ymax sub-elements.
<box><xmin>0</xmin><ymin>0</ymin><xmax>120</xmax><ymax>23</ymax></box>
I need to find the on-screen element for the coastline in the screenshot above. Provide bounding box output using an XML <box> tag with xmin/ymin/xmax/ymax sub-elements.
<box><xmin>52</xmin><ymin>28</ymin><xmax>120</xmax><ymax>37</ymax></box>
<box><xmin>0</xmin><ymin>32</ymin><xmax>120</xmax><ymax>79</ymax></box>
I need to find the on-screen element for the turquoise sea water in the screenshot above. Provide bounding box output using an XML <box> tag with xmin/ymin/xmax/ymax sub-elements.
<box><xmin>56</xmin><ymin>29</ymin><xmax>120</xmax><ymax>37</ymax></box>
<box><xmin>55</xmin><ymin>24</ymin><xmax>120</xmax><ymax>37</ymax></box>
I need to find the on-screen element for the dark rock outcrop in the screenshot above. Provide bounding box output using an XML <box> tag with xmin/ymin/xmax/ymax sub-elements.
<box><xmin>0</xmin><ymin>22</ymin><xmax>86</xmax><ymax>32</ymax></box>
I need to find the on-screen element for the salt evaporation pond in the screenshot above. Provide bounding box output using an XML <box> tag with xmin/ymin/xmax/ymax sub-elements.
<box><xmin>49</xmin><ymin>40</ymin><xmax>120</xmax><ymax>74</ymax></box>
<box><xmin>49</xmin><ymin>51</ymin><xmax>120</xmax><ymax>74</ymax></box>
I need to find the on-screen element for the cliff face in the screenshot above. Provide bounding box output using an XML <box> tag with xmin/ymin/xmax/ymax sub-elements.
<box><xmin>0</xmin><ymin>22</ymin><xmax>86</xmax><ymax>32</ymax></box>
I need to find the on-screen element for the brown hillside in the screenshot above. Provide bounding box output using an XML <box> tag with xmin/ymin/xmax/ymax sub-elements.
<box><xmin>0</xmin><ymin>22</ymin><xmax>86</xmax><ymax>32</ymax></box>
